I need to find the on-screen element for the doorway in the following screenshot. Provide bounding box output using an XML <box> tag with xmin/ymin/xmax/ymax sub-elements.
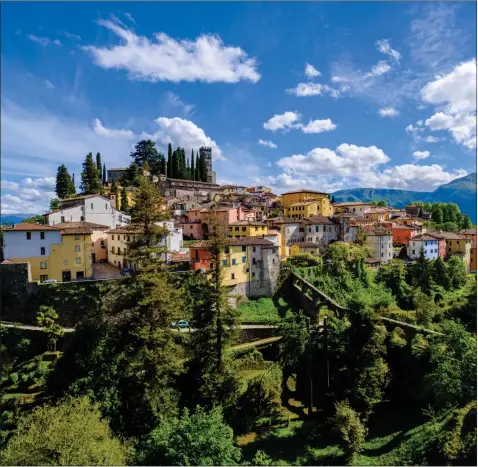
<box><xmin>62</xmin><ymin>270</ymin><xmax>71</xmax><ymax>282</ymax></box>
<box><xmin>76</xmin><ymin>271</ymin><xmax>84</xmax><ymax>279</ymax></box>
<box><xmin>91</xmin><ymin>253</ymin><xmax>96</xmax><ymax>263</ymax></box>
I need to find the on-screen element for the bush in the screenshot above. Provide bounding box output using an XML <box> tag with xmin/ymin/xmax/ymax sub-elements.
<box><xmin>233</xmin><ymin>348</ymin><xmax>266</xmax><ymax>371</ymax></box>
<box><xmin>331</xmin><ymin>400</ymin><xmax>367</xmax><ymax>457</ymax></box>
<box><xmin>389</xmin><ymin>327</ymin><xmax>407</xmax><ymax>349</ymax></box>
<box><xmin>251</xmin><ymin>450</ymin><xmax>274</xmax><ymax>466</ymax></box>
<box><xmin>9</xmin><ymin>373</ymin><xmax>18</xmax><ymax>384</ymax></box>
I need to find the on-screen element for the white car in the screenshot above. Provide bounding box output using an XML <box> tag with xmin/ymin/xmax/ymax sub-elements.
<box><xmin>42</xmin><ymin>279</ymin><xmax>58</xmax><ymax>284</ymax></box>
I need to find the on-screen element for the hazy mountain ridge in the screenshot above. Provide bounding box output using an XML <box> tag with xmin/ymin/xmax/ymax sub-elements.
<box><xmin>333</xmin><ymin>172</ymin><xmax>477</xmax><ymax>222</ymax></box>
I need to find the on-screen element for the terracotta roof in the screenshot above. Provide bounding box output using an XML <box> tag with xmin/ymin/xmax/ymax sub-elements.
<box><xmin>2</xmin><ymin>223</ymin><xmax>60</xmax><ymax>231</ymax></box>
<box><xmin>459</xmin><ymin>229</ymin><xmax>477</xmax><ymax>236</ymax></box>
<box><xmin>54</xmin><ymin>221</ymin><xmax>109</xmax><ymax>230</ymax></box>
<box><xmin>427</xmin><ymin>230</ymin><xmax>468</xmax><ymax>241</ymax></box>
<box><xmin>190</xmin><ymin>237</ymin><xmax>275</xmax><ymax>248</ymax></box>
<box><xmin>107</xmin><ymin>225</ymin><xmax>144</xmax><ymax>234</ymax></box>
<box><xmin>229</xmin><ymin>220</ymin><xmax>267</xmax><ymax>226</ymax></box>
<box><xmin>282</xmin><ymin>189</ymin><xmax>329</xmax><ymax>196</ymax></box>
<box><xmin>365</xmin><ymin>228</ymin><xmax>392</xmax><ymax>236</ymax></box>
<box><xmin>334</xmin><ymin>201</ymin><xmax>372</xmax><ymax>206</ymax></box>
<box><xmin>303</xmin><ymin>215</ymin><xmax>336</xmax><ymax>225</ymax></box>
<box><xmin>60</xmin><ymin>194</ymin><xmax>101</xmax><ymax>202</ymax></box>
<box><xmin>392</xmin><ymin>225</ymin><xmax>421</xmax><ymax>230</ymax></box>
<box><xmin>296</xmin><ymin>241</ymin><xmax>320</xmax><ymax>248</ymax></box>
<box><xmin>412</xmin><ymin>234</ymin><xmax>439</xmax><ymax>242</ymax></box>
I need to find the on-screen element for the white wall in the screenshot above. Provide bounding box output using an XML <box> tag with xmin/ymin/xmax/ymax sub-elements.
<box><xmin>408</xmin><ymin>240</ymin><xmax>439</xmax><ymax>260</ymax></box>
<box><xmin>48</xmin><ymin>196</ymin><xmax>131</xmax><ymax>228</ymax></box>
<box><xmin>3</xmin><ymin>230</ymin><xmax>62</xmax><ymax>259</ymax></box>
<box><xmin>305</xmin><ymin>224</ymin><xmax>339</xmax><ymax>250</ymax></box>
<box><xmin>366</xmin><ymin>235</ymin><xmax>393</xmax><ymax>264</ymax></box>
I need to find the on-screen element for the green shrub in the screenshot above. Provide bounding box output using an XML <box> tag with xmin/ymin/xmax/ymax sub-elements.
<box><xmin>251</xmin><ymin>450</ymin><xmax>274</xmax><ymax>466</ymax></box>
<box><xmin>389</xmin><ymin>327</ymin><xmax>407</xmax><ymax>348</ymax></box>
<box><xmin>21</xmin><ymin>374</ymin><xmax>29</xmax><ymax>383</ymax></box>
<box><xmin>9</xmin><ymin>373</ymin><xmax>18</xmax><ymax>384</ymax></box>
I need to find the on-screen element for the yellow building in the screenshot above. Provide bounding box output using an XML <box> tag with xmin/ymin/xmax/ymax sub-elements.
<box><xmin>228</xmin><ymin>221</ymin><xmax>268</xmax><ymax>238</ymax></box>
<box><xmin>106</xmin><ymin>225</ymin><xmax>142</xmax><ymax>269</ymax></box>
<box><xmin>289</xmin><ymin>242</ymin><xmax>320</xmax><ymax>256</ymax></box>
<box><xmin>428</xmin><ymin>231</ymin><xmax>472</xmax><ymax>271</ymax></box>
<box><xmin>2</xmin><ymin>222</ymin><xmax>93</xmax><ymax>282</ymax></box>
<box><xmin>282</xmin><ymin>189</ymin><xmax>333</xmax><ymax>218</ymax></box>
<box><xmin>365</xmin><ymin>208</ymin><xmax>390</xmax><ymax>222</ymax></box>
<box><xmin>189</xmin><ymin>237</ymin><xmax>280</xmax><ymax>296</ymax></box>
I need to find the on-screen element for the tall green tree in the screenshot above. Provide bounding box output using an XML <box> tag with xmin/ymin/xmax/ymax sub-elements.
<box><xmin>81</xmin><ymin>153</ymin><xmax>102</xmax><ymax>194</ymax></box>
<box><xmin>411</xmin><ymin>248</ymin><xmax>432</xmax><ymax>294</ymax></box>
<box><xmin>111</xmin><ymin>180</ymin><xmax>120</xmax><ymax>211</ymax></box>
<box><xmin>130</xmin><ymin>140</ymin><xmax>163</xmax><ymax>175</ymax></box>
<box><xmin>432</xmin><ymin>204</ymin><xmax>444</xmax><ymax>224</ymax></box>
<box><xmin>167</xmin><ymin>143</ymin><xmax>173</xmax><ymax>178</ymax></box>
<box><xmin>447</xmin><ymin>257</ymin><xmax>467</xmax><ymax>289</ymax></box>
<box><xmin>190</xmin><ymin>149</ymin><xmax>195</xmax><ymax>181</ymax></box>
<box><xmin>55</xmin><ymin>165</ymin><xmax>75</xmax><ymax>199</ymax></box>
<box><xmin>461</xmin><ymin>215</ymin><xmax>472</xmax><ymax>229</ymax></box>
<box><xmin>71</xmin><ymin>173</ymin><xmax>75</xmax><ymax>192</ymax></box>
<box><xmin>160</xmin><ymin>156</ymin><xmax>166</xmax><ymax>175</ymax></box>
<box><xmin>0</xmin><ymin>396</ymin><xmax>127</xmax><ymax>466</ymax></box>
<box><xmin>195</xmin><ymin>153</ymin><xmax>200</xmax><ymax>182</ymax></box>
<box><xmin>50</xmin><ymin>198</ymin><xmax>60</xmax><ymax>210</ymax></box>
<box><xmin>432</xmin><ymin>257</ymin><xmax>451</xmax><ymax>290</ymax></box>
<box><xmin>120</xmin><ymin>187</ymin><xmax>128</xmax><ymax>213</ymax></box>
<box><xmin>124</xmin><ymin>163</ymin><xmax>141</xmax><ymax>187</ymax></box>
<box><xmin>96</xmin><ymin>152</ymin><xmax>102</xmax><ymax>179</ymax></box>
<box><xmin>102</xmin><ymin>163</ymin><xmax>107</xmax><ymax>185</ymax></box>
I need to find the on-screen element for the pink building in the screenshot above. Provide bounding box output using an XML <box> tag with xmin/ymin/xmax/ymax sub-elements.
<box><xmin>426</xmin><ymin>232</ymin><xmax>447</xmax><ymax>259</ymax></box>
<box><xmin>181</xmin><ymin>206</ymin><xmax>247</xmax><ymax>239</ymax></box>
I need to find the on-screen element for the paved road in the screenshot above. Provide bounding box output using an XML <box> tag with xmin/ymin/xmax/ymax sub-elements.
<box><xmin>1</xmin><ymin>321</ymin><xmax>277</xmax><ymax>334</ymax></box>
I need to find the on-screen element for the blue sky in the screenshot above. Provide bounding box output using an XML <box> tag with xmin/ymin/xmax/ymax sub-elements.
<box><xmin>1</xmin><ymin>1</ymin><xmax>476</xmax><ymax>214</ymax></box>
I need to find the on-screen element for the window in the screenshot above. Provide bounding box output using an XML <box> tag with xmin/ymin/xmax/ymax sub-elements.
<box><xmin>40</xmin><ymin>262</ymin><xmax>47</xmax><ymax>269</ymax></box>
<box><xmin>117</xmin><ymin>248</ymin><xmax>121</xmax><ymax>255</ymax></box>
<box><xmin>26</xmin><ymin>232</ymin><xmax>31</xmax><ymax>240</ymax></box>
<box><xmin>40</xmin><ymin>247</ymin><xmax>46</xmax><ymax>256</ymax></box>
<box><xmin>412</xmin><ymin>250</ymin><xmax>415</xmax><ymax>255</ymax></box>
<box><xmin>123</xmin><ymin>235</ymin><xmax>126</xmax><ymax>240</ymax></box>
<box><xmin>457</xmin><ymin>241</ymin><xmax>460</xmax><ymax>245</ymax></box>
<box><xmin>112</xmin><ymin>246</ymin><xmax>116</xmax><ymax>254</ymax></box>
<box><xmin>242</xmin><ymin>227</ymin><xmax>246</xmax><ymax>232</ymax></box>
<box><xmin>75</xmin><ymin>258</ymin><xmax>81</xmax><ymax>265</ymax></box>
<box><xmin>242</xmin><ymin>246</ymin><xmax>246</xmax><ymax>252</ymax></box>
<box><xmin>316</xmin><ymin>226</ymin><xmax>319</xmax><ymax>232</ymax></box>
<box><xmin>252</xmin><ymin>272</ymin><xmax>256</xmax><ymax>278</ymax></box>
<box><xmin>75</xmin><ymin>245</ymin><xmax>80</xmax><ymax>252</ymax></box>
<box><xmin>242</xmin><ymin>256</ymin><xmax>246</xmax><ymax>263</ymax></box>
<box><xmin>40</xmin><ymin>275</ymin><xmax>48</xmax><ymax>282</ymax></box>
<box><xmin>190</xmin><ymin>225</ymin><xmax>193</xmax><ymax>229</ymax></box>
<box><xmin>75</xmin><ymin>234</ymin><xmax>80</xmax><ymax>240</ymax></box>
<box><xmin>252</xmin><ymin>246</ymin><xmax>256</xmax><ymax>253</ymax></box>
<box><xmin>61</xmin><ymin>216</ymin><xmax>65</xmax><ymax>222</ymax></box>
<box><xmin>63</xmin><ymin>260</ymin><xmax>68</xmax><ymax>265</ymax></box>
<box><xmin>80</xmin><ymin>216</ymin><xmax>85</xmax><ymax>221</ymax></box>
<box><xmin>222</xmin><ymin>260</ymin><xmax>228</xmax><ymax>267</ymax></box>
<box><xmin>224</xmin><ymin>247</ymin><xmax>229</xmax><ymax>253</ymax></box>
<box><xmin>127</xmin><ymin>236</ymin><xmax>130</xmax><ymax>242</ymax></box>
<box><xmin>232</xmin><ymin>259</ymin><xmax>236</xmax><ymax>265</ymax></box>
<box><xmin>105</xmin><ymin>203</ymin><xmax>108</xmax><ymax>210</ymax></box>
<box><xmin>40</xmin><ymin>232</ymin><xmax>45</xmax><ymax>240</ymax></box>
<box><xmin>231</xmin><ymin>273</ymin><xmax>235</xmax><ymax>279</ymax></box>
<box><xmin>91</xmin><ymin>203</ymin><xmax>94</xmax><ymax>210</ymax></box>
<box><xmin>252</xmin><ymin>258</ymin><xmax>257</xmax><ymax>265</ymax></box>
<box><xmin>246</xmin><ymin>268</ymin><xmax>250</xmax><ymax>272</ymax></box>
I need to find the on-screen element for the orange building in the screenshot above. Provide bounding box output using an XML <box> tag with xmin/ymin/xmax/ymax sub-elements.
<box><xmin>391</xmin><ymin>225</ymin><xmax>421</xmax><ymax>245</ymax></box>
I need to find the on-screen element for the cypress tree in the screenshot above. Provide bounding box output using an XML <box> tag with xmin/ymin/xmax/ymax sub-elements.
<box><xmin>186</xmin><ymin>154</ymin><xmax>190</xmax><ymax>180</ymax></box>
<box><xmin>120</xmin><ymin>187</ymin><xmax>129</xmax><ymax>213</ymax></box>
<box><xmin>160</xmin><ymin>156</ymin><xmax>166</xmax><ymax>176</ymax></box>
<box><xmin>172</xmin><ymin>150</ymin><xmax>178</xmax><ymax>179</ymax></box>
<box><xmin>81</xmin><ymin>153</ymin><xmax>102</xmax><ymax>194</ymax></box>
<box><xmin>195</xmin><ymin>153</ymin><xmax>200</xmax><ymax>182</ymax></box>
<box><xmin>167</xmin><ymin>143</ymin><xmax>173</xmax><ymax>178</ymax></box>
<box><xmin>200</xmin><ymin>153</ymin><xmax>207</xmax><ymax>182</ymax></box>
<box><xmin>55</xmin><ymin>165</ymin><xmax>73</xmax><ymax>199</ymax></box>
<box><xmin>102</xmin><ymin>163</ymin><xmax>107</xmax><ymax>185</ymax></box>
<box><xmin>71</xmin><ymin>173</ymin><xmax>76</xmax><ymax>195</ymax></box>
<box><xmin>96</xmin><ymin>153</ymin><xmax>102</xmax><ymax>181</ymax></box>
<box><xmin>191</xmin><ymin>150</ymin><xmax>195</xmax><ymax>181</ymax></box>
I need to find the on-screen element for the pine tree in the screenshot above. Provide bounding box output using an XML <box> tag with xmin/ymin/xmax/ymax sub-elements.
<box><xmin>331</xmin><ymin>196</ymin><xmax>336</xmax><ymax>204</ymax></box>
<box><xmin>68</xmin><ymin>173</ymin><xmax>76</xmax><ymax>196</ymax></box>
<box><xmin>461</xmin><ymin>215</ymin><xmax>472</xmax><ymax>230</ymax></box>
<box><xmin>55</xmin><ymin>165</ymin><xmax>74</xmax><ymax>199</ymax></box>
<box><xmin>81</xmin><ymin>153</ymin><xmax>102</xmax><ymax>194</ymax></box>
<box><xmin>96</xmin><ymin>153</ymin><xmax>102</xmax><ymax>181</ymax></box>
<box><xmin>433</xmin><ymin>257</ymin><xmax>451</xmax><ymax>290</ymax></box>
<box><xmin>167</xmin><ymin>143</ymin><xmax>173</xmax><ymax>178</ymax></box>
<box><xmin>191</xmin><ymin>150</ymin><xmax>195</xmax><ymax>181</ymax></box>
<box><xmin>130</xmin><ymin>140</ymin><xmax>163</xmax><ymax>175</ymax></box>
<box><xmin>102</xmin><ymin>163</ymin><xmax>107</xmax><ymax>185</ymax></box>
<box><xmin>195</xmin><ymin>153</ymin><xmax>200</xmax><ymax>182</ymax></box>
<box><xmin>120</xmin><ymin>187</ymin><xmax>128</xmax><ymax>213</ymax></box>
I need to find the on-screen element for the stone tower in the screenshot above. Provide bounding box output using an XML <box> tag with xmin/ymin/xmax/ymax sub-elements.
<box><xmin>200</xmin><ymin>147</ymin><xmax>216</xmax><ymax>184</ymax></box>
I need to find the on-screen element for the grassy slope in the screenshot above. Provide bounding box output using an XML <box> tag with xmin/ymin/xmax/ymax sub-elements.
<box><xmin>236</xmin><ymin>297</ymin><xmax>295</xmax><ymax>322</ymax></box>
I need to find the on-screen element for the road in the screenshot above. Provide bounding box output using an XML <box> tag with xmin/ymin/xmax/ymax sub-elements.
<box><xmin>1</xmin><ymin>321</ymin><xmax>277</xmax><ymax>334</ymax></box>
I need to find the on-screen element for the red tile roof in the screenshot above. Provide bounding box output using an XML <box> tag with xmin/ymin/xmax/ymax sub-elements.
<box><xmin>2</xmin><ymin>223</ymin><xmax>60</xmax><ymax>231</ymax></box>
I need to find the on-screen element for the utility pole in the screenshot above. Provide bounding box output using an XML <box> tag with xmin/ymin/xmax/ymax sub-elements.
<box><xmin>305</xmin><ymin>316</ymin><xmax>313</xmax><ymax>418</ymax></box>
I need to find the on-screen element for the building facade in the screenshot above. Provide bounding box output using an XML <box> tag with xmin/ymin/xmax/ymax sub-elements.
<box><xmin>407</xmin><ymin>235</ymin><xmax>439</xmax><ymax>260</ymax></box>
<box><xmin>107</xmin><ymin>168</ymin><xmax>128</xmax><ymax>183</ymax></box>
<box><xmin>365</xmin><ymin>228</ymin><xmax>393</xmax><ymax>264</ymax></box>
<box><xmin>391</xmin><ymin>225</ymin><xmax>421</xmax><ymax>245</ymax></box>
<box><xmin>303</xmin><ymin>215</ymin><xmax>339</xmax><ymax>252</ymax></box>
<box><xmin>228</xmin><ymin>221</ymin><xmax>268</xmax><ymax>238</ymax></box>
<box><xmin>46</xmin><ymin>195</ymin><xmax>130</xmax><ymax>229</ymax></box>
<box><xmin>333</xmin><ymin>202</ymin><xmax>372</xmax><ymax>219</ymax></box>
<box><xmin>282</xmin><ymin>189</ymin><xmax>333</xmax><ymax>218</ymax></box>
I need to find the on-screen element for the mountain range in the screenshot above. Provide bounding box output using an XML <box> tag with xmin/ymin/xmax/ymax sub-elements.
<box><xmin>332</xmin><ymin>172</ymin><xmax>477</xmax><ymax>223</ymax></box>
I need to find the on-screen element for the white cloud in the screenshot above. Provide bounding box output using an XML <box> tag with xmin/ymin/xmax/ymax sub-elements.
<box><xmin>275</xmin><ymin>143</ymin><xmax>466</xmax><ymax>191</ymax></box>
<box><xmin>304</xmin><ymin>63</ymin><xmax>321</xmax><ymax>78</ymax></box>
<box><xmin>258</xmin><ymin>139</ymin><xmax>277</xmax><ymax>149</ymax></box>
<box><xmin>300</xmin><ymin>118</ymin><xmax>337</xmax><ymax>134</ymax></box>
<box><xmin>376</xmin><ymin>39</ymin><xmax>401</xmax><ymax>62</ymax></box>
<box><xmin>27</xmin><ymin>34</ymin><xmax>62</xmax><ymax>47</ymax></box>
<box><xmin>59</xmin><ymin>31</ymin><xmax>82</xmax><ymax>41</ymax></box>
<box><xmin>364</xmin><ymin>61</ymin><xmax>391</xmax><ymax>79</ymax></box>
<box><xmin>152</xmin><ymin>117</ymin><xmax>225</xmax><ymax>160</ymax></box>
<box><xmin>263</xmin><ymin>111</ymin><xmax>301</xmax><ymax>132</ymax></box>
<box><xmin>52</xmin><ymin>39</ymin><xmax>62</xmax><ymax>47</ymax></box>
<box><xmin>264</xmin><ymin>173</ymin><xmax>311</xmax><ymax>190</ymax></box>
<box><xmin>44</xmin><ymin>80</ymin><xmax>55</xmax><ymax>90</ymax></box>
<box><xmin>92</xmin><ymin>118</ymin><xmax>136</xmax><ymax>139</ymax></box>
<box><xmin>1</xmin><ymin>177</ymin><xmax>56</xmax><ymax>214</ymax></box>
<box><xmin>378</xmin><ymin>107</ymin><xmax>399</xmax><ymax>118</ymax></box>
<box><xmin>425</xmin><ymin>135</ymin><xmax>442</xmax><ymax>143</ymax></box>
<box><xmin>286</xmin><ymin>82</ymin><xmax>339</xmax><ymax>98</ymax></box>
<box><xmin>413</xmin><ymin>150</ymin><xmax>430</xmax><ymax>160</ymax></box>
<box><xmin>123</xmin><ymin>12</ymin><xmax>136</xmax><ymax>24</ymax></box>
<box><xmin>161</xmin><ymin>91</ymin><xmax>194</xmax><ymax>116</ymax></box>
<box><xmin>83</xmin><ymin>20</ymin><xmax>260</xmax><ymax>83</ymax></box>
<box><xmin>420</xmin><ymin>59</ymin><xmax>476</xmax><ymax>149</ymax></box>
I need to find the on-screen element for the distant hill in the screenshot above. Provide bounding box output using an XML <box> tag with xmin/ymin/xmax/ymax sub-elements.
<box><xmin>333</xmin><ymin>172</ymin><xmax>477</xmax><ymax>223</ymax></box>
<box><xmin>0</xmin><ymin>214</ymin><xmax>32</xmax><ymax>225</ymax></box>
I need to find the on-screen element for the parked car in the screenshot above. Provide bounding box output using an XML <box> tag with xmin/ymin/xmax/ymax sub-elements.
<box><xmin>120</xmin><ymin>267</ymin><xmax>134</xmax><ymax>276</ymax></box>
<box><xmin>171</xmin><ymin>319</ymin><xmax>189</xmax><ymax>329</ymax></box>
<box><xmin>42</xmin><ymin>279</ymin><xmax>58</xmax><ymax>284</ymax></box>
